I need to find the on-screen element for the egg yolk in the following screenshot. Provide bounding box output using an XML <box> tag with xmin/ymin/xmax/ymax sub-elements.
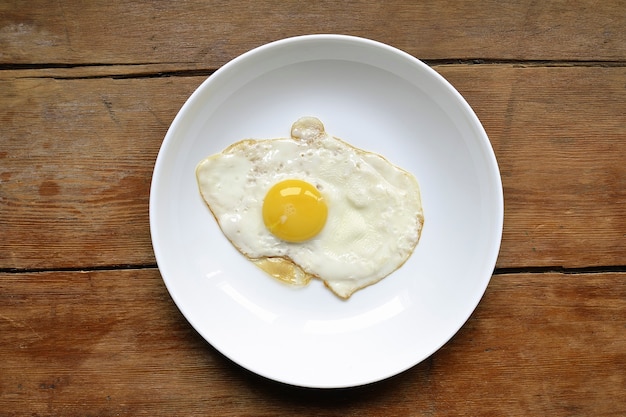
<box><xmin>262</xmin><ymin>179</ymin><xmax>327</xmax><ymax>242</ymax></box>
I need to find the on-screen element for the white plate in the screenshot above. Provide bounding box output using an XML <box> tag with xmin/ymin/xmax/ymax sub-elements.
<box><xmin>150</xmin><ymin>35</ymin><xmax>503</xmax><ymax>388</ymax></box>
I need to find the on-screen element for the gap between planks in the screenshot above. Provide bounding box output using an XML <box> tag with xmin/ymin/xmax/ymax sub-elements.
<box><xmin>1</xmin><ymin>59</ymin><xmax>625</xmax><ymax>81</ymax></box>
<box><xmin>1</xmin><ymin>264</ymin><xmax>625</xmax><ymax>275</ymax></box>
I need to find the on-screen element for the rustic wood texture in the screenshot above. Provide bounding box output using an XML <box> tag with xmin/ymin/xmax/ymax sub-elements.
<box><xmin>1</xmin><ymin>270</ymin><xmax>624</xmax><ymax>416</ymax></box>
<box><xmin>2</xmin><ymin>67</ymin><xmax>624</xmax><ymax>270</ymax></box>
<box><xmin>439</xmin><ymin>65</ymin><xmax>626</xmax><ymax>268</ymax></box>
<box><xmin>1</xmin><ymin>0</ymin><xmax>625</xmax><ymax>65</ymax></box>
<box><xmin>0</xmin><ymin>76</ymin><xmax>193</xmax><ymax>269</ymax></box>
<box><xmin>1</xmin><ymin>0</ymin><xmax>625</xmax><ymax>415</ymax></box>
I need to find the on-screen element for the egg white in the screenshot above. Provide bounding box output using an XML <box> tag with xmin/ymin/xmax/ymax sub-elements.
<box><xmin>196</xmin><ymin>117</ymin><xmax>424</xmax><ymax>299</ymax></box>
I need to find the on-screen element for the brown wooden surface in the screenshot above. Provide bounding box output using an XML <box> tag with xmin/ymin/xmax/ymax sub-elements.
<box><xmin>1</xmin><ymin>270</ymin><xmax>624</xmax><ymax>416</ymax></box>
<box><xmin>1</xmin><ymin>1</ymin><xmax>625</xmax><ymax>416</ymax></box>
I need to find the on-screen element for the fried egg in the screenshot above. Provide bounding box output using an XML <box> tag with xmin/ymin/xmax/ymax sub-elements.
<box><xmin>195</xmin><ymin>117</ymin><xmax>424</xmax><ymax>299</ymax></box>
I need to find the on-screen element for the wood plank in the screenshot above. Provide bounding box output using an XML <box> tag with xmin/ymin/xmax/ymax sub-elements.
<box><xmin>0</xmin><ymin>76</ymin><xmax>199</xmax><ymax>269</ymax></box>
<box><xmin>436</xmin><ymin>65</ymin><xmax>626</xmax><ymax>268</ymax></box>
<box><xmin>1</xmin><ymin>66</ymin><xmax>624</xmax><ymax>270</ymax></box>
<box><xmin>0</xmin><ymin>269</ymin><xmax>624</xmax><ymax>415</ymax></box>
<box><xmin>1</xmin><ymin>0</ymin><xmax>624</xmax><ymax>66</ymax></box>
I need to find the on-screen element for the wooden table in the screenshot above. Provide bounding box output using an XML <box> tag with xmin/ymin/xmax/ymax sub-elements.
<box><xmin>1</xmin><ymin>1</ymin><xmax>625</xmax><ymax>415</ymax></box>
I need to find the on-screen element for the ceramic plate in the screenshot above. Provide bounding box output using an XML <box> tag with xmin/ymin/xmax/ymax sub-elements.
<box><xmin>150</xmin><ymin>35</ymin><xmax>503</xmax><ymax>388</ymax></box>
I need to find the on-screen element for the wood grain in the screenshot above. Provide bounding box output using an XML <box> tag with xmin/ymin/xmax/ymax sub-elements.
<box><xmin>1</xmin><ymin>0</ymin><xmax>624</xmax><ymax>66</ymax></box>
<box><xmin>2</xmin><ymin>2</ymin><xmax>625</xmax><ymax>415</ymax></box>
<box><xmin>437</xmin><ymin>65</ymin><xmax>626</xmax><ymax>268</ymax></box>
<box><xmin>0</xmin><ymin>76</ymin><xmax>197</xmax><ymax>269</ymax></box>
<box><xmin>1</xmin><ymin>269</ymin><xmax>624</xmax><ymax>416</ymax></box>
<box><xmin>1</xmin><ymin>66</ymin><xmax>624</xmax><ymax>270</ymax></box>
